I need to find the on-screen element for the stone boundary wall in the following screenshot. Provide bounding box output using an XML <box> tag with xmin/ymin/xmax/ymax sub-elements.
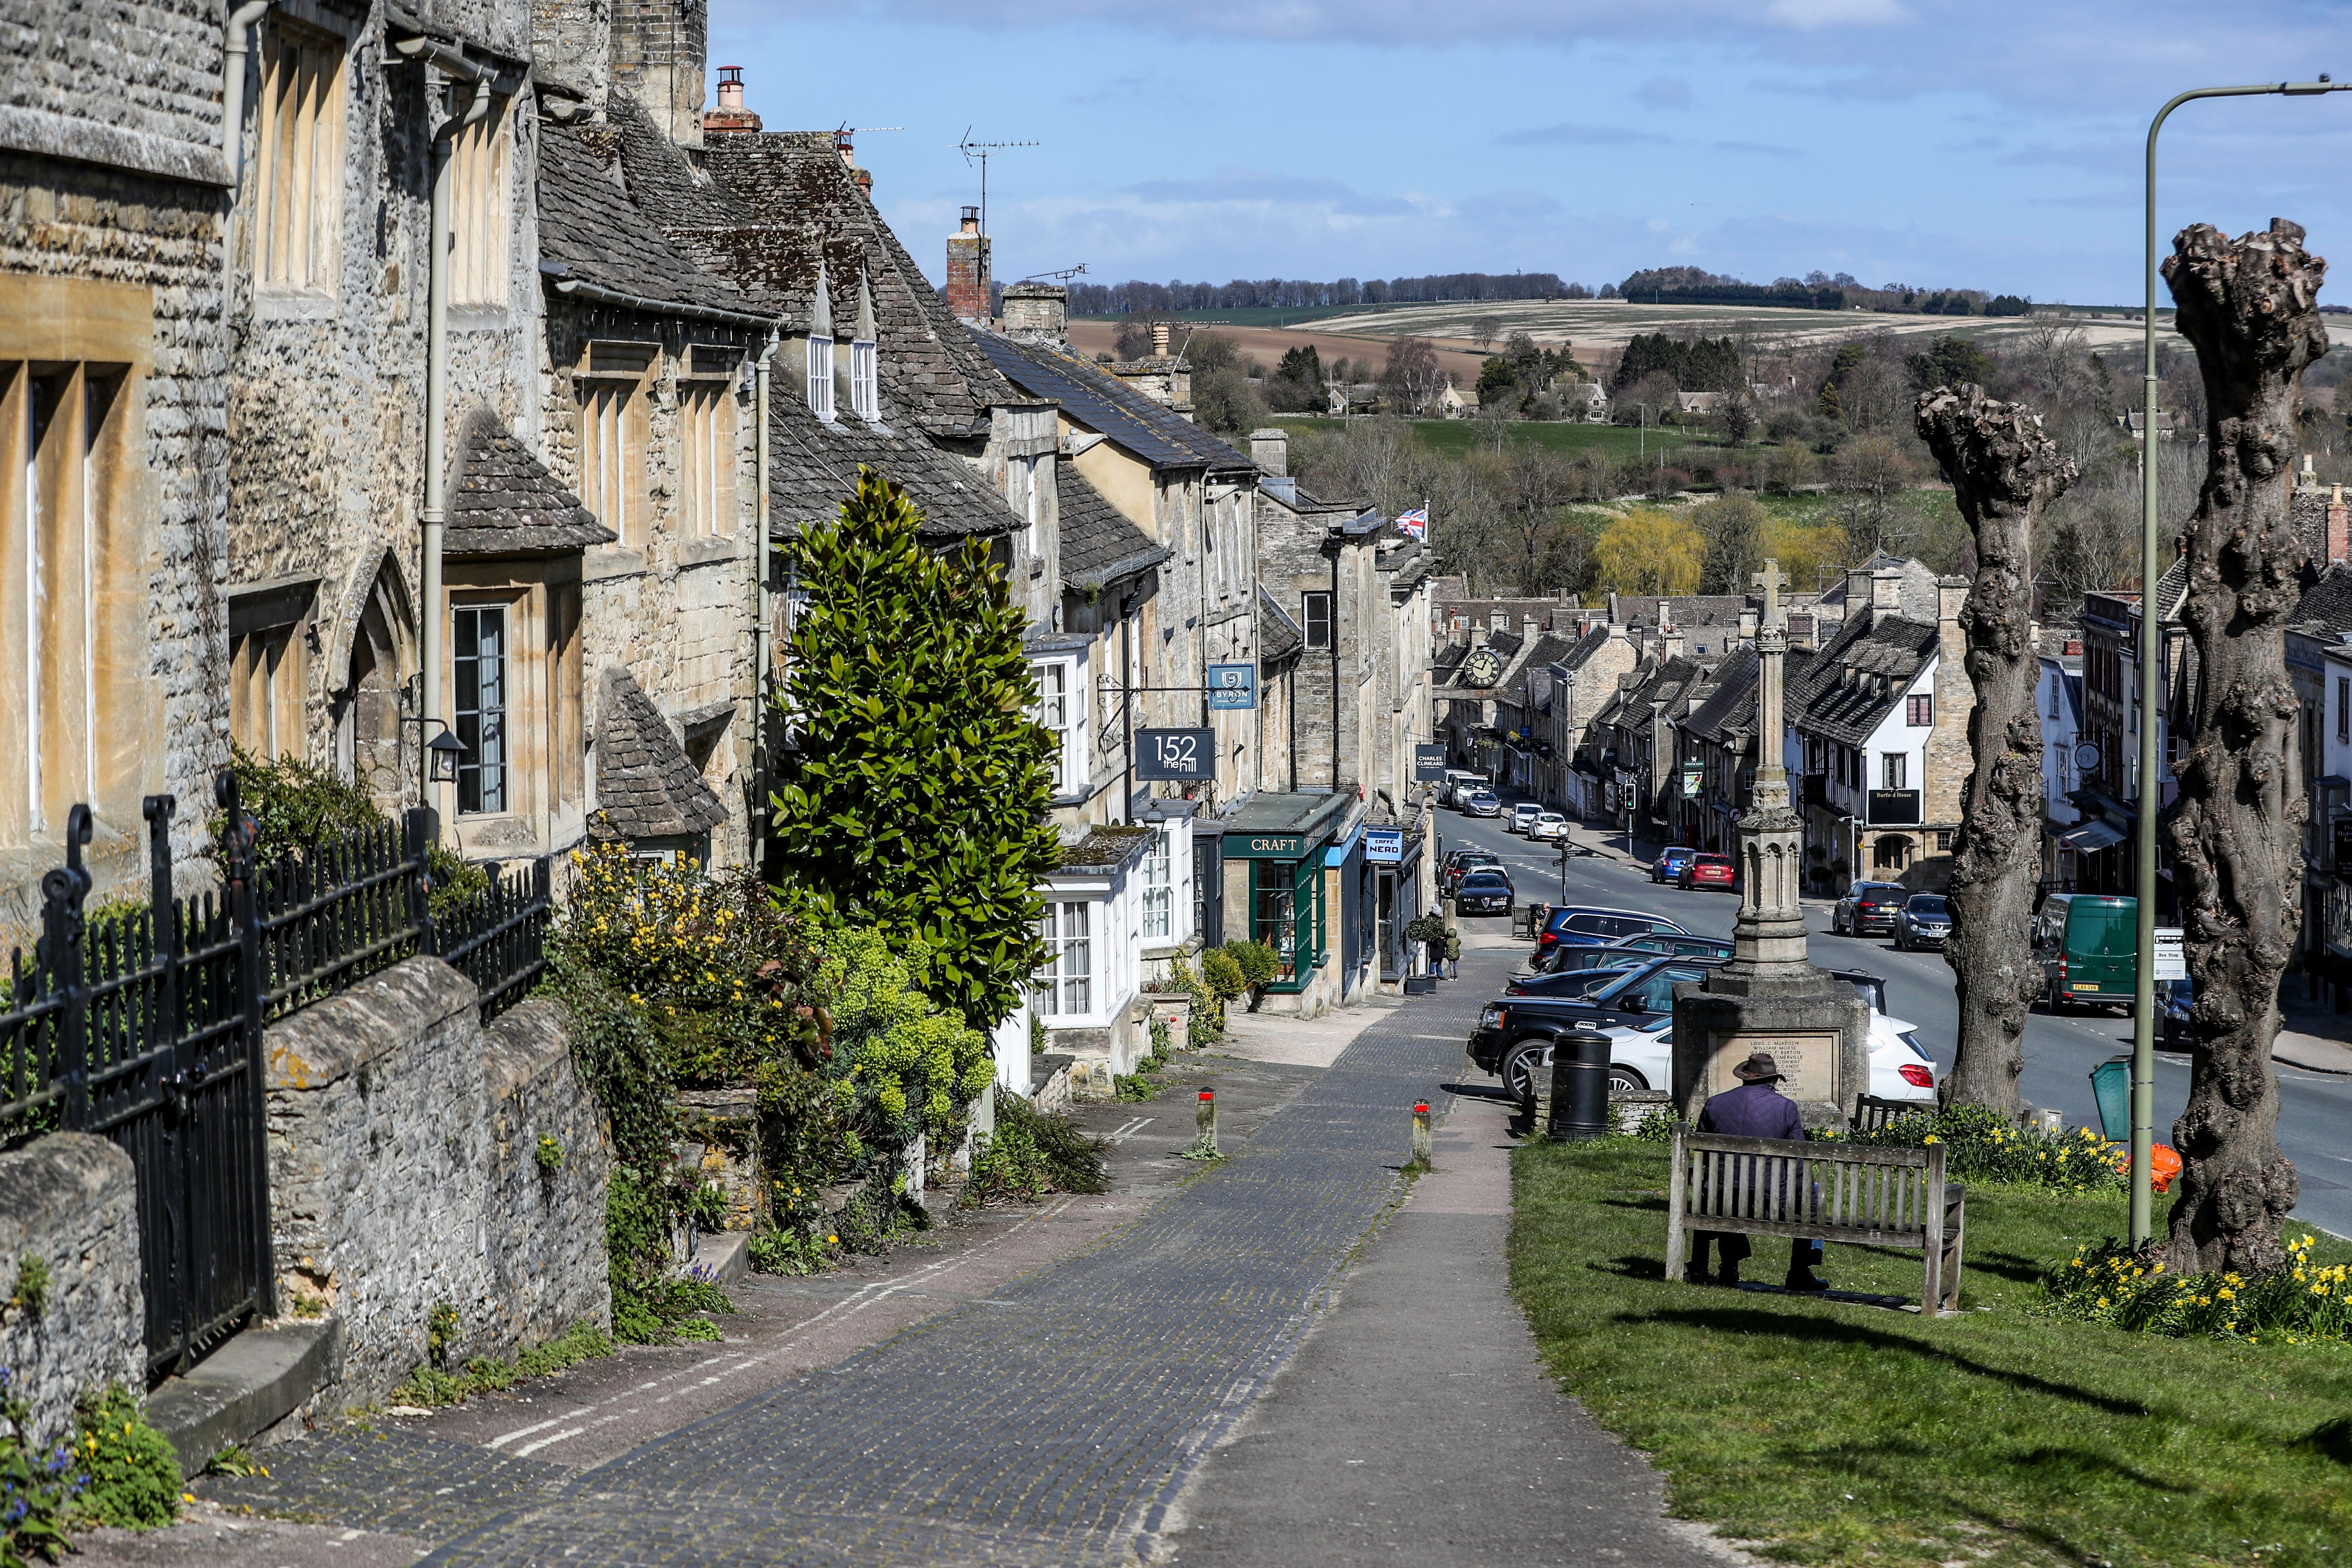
<box><xmin>0</xmin><ymin>1134</ymin><xmax>144</xmax><ymax>1446</ymax></box>
<box><xmin>265</xmin><ymin>959</ymin><xmax>610</xmax><ymax>1414</ymax></box>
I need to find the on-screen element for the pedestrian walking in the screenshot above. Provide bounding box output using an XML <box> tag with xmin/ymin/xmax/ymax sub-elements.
<box><xmin>1686</xmin><ymin>1053</ymin><xmax>1827</xmax><ymax>1292</ymax></box>
<box><xmin>1443</xmin><ymin>927</ymin><xmax>1461</xmax><ymax>980</ymax></box>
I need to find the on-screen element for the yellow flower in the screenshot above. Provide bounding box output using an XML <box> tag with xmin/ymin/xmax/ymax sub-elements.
<box><xmin>182</xmin><ymin>1493</ymin><xmax>196</xmax><ymax>1504</ymax></box>
<box><xmin>826</xmin><ymin>1234</ymin><xmax>838</xmax><ymax>1244</ymax></box>
<box><xmin>2218</xmin><ymin>1287</ymin><xmax>2235</xmax><ymax>1300</ymax></box>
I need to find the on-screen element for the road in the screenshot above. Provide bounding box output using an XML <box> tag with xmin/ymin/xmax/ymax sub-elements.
<box><xmin>1437</xmin><ymin>803</ymin><xmax>2352</xmax><ymax>1239</ymax></box>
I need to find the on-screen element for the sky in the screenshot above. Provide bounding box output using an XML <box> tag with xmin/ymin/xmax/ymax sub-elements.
<box><xmin>708</xmin><ymin>1</ymin><xmax>2352</xmax><ymax>307</ymax></box>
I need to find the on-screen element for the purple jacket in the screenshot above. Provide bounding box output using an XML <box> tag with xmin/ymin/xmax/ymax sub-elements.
<box><xmin>1697</xmin><ymin>1082</ymin><xmax>1808</xmax><ymax>1142</ymax></box>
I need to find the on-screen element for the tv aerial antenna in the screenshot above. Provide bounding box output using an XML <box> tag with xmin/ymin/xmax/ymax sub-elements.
<box><xmin>956</xmin><ymin>128</ymin><xmax>1038</xmax><ymax>237</ymax></box>
<box><xmin>1019</xmin><ymin>264</ymin><xmax>1088</xmax><ymax>282</ymax></box>
<box><xmin>832</xmin><ymin>122</ymin><xmax>899</xmax><ymax>161</ymax></box>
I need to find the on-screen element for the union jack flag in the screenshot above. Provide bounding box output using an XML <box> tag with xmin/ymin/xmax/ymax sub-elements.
<box><xmin>1395</xmin><ymin>506</ymin><xmax>1428</xmax><ymax>542</ymax></box>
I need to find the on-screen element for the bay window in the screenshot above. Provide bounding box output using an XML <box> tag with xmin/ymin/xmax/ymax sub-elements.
<box><xmin>1037</xmin><ymin>901</ymin><xmax>1092</xmax><ymax>1016</ymax></box>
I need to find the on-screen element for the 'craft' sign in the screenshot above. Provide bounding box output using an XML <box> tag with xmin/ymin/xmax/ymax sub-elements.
<box><xmin>1225</xmin><ymin>833</ymin><xmax>1308</xmax><ymax>859</ymax></box>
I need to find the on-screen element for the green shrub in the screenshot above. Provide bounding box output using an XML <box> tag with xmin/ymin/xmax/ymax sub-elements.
<box><xmin>7</xmin><ymin>1258</ymin><xmax>47</xmax><ymax>1320</ymax></box>
<box><xmin>534</xmin><ymin>1135</ymin><xmax>564</xmax><ymax>1174</ymax></box>
<box><xmin>1201</xmin><ymin>949</ymin><xmax>1246</xmax><ymax>1004</ymax></box>
<box><xmin>1222</xmin><ymin>940</ymin><xmax>1281</xmax><ymax>992</ymax></box>
<box><xmin>65</xmin><ymin>1384</ymin><xmax>180</xmax><ymax>1531</ymax></box>
<box><xmin>961</xmin><ymin>1092</ymin><xmax>1107</xmax><ymax>1204</ymax></box>
<box><xmin>388</xmin><ymin>1322</ymin><xmax>616</xmax><ymax>1409</ymax></box>
<box><xmin>2041</xmin><ymin>1233</ymin><xmax>2352</xmax><ymax>1344</ymax></box>
<box><xmin>1113</xmin><ymin>1074</ymin><xmax>1155</xmax><ymax>1102</ymax></box>
<box><xmin>220</xmin><ymin>746</ymin><xmax>486</xmax><ymax>918</ymax></box>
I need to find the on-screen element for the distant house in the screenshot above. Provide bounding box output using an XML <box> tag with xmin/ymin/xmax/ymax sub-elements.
<box><xmin>1676</xmin><ymin>391</ymin><xmax>1722</xmax><ymax>416</ymax></box>
<box><xmin>1435</xmin><ymin>383</ymin><xmax>1475</xmax><ymax>418</ymax></box>
<box><xmin>1567</xmin><ymin>383</ymin><xmax>1609</xmax><ymax>423</ymax></box>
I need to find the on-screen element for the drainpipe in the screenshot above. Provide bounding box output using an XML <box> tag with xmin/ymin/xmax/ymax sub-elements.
<box><xmin>394</xmin><ymin>37</ymin><xmax>490</xmax><ymax>818</ymax></box>
<box><xmin>220</xmin><ymin>2</ymin><xmax>273</xmax><ymax>281</ymax></box>
<box><xmin>752</xmin><ymin>329</ymin><xmax>776</xmax><ymax>861</ymax></box>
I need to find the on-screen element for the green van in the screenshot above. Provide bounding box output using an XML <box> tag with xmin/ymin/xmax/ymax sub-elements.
<box><xmin>2033</xmin><ymin>893</ymin><xmax>2137</xmax><ymax>1014</ymax></box>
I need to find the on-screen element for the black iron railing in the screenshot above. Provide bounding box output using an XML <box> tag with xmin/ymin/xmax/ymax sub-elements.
<box><xmin>0</xmin><ymin>773</ymin><xmax>553</xmax><ymax>1376</ymax></box>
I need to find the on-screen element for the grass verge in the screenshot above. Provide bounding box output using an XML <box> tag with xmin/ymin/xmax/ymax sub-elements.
<box><xmin>1510</xmin><ymin>1139</ymin><xmax>2352</xmax><ymax>1568</ymax></box>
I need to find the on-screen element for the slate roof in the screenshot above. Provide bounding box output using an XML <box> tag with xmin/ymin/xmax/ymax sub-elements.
<box><xmin>536</xmin><ymin>121</ymin><xmax>754</xmax><ymax>316</ymax></box>
<box><xmin>445</xmin><ymin>410</ymin><xmax>617</xmax><ymax>557</ymax></box>
<box><xmin>1816</xmin><ymin>553</ymin><xmax>1941</xmax><ymax>622</ymax></box>
<box><xmin>1786</xmin><ymin>610</ymin><xmax>1940</xmax><ymax>747</ymax></box>
<box><xmin>2292</xmin><ymin>562</ymin><xmax>2352</xmax><ymax>636</ymax></box>
<box><xmin>1500</xmin><ymin>634</ymin><xmax>1579</xmax><ymax>706</ymax></box>
<box><xmin>968</xmin><ymin>332</ymin><xmax>1256</xmax><ymax>474</ymax></box>
<box><xmin>1431</xmin><ymin>639</ymin><xmax>1467</xmax><ymax>677</ymax></box>
<box><xmin>1609</xmin><ymin>594</ymin><xmax>1750</xmax><ymax>634</ymax></box>
<box><xmin>1681</xmin><ymin>648</ymin><xmax>1759</xmax><ymax>748</ymax></box>
<box><xmin>765</xmin><ymin>395</ymin><xmax>1015</xmax><ymax>541</ymax></box>
<box><xmin>1259</xmin><ymin>586</ymin><xmax>1304</xmax><ymax>663</ymax></box>
<box><xmin>695</xmin><ymin>130</ymin><xmax>1017</xmax><ymax>440</ymax></box>
<box><xmin>1059</xmin><ymin>825</ymin><xmax>1154</xmax><ymax>873</ymax></box>
<box><xmin>1059</xmin><ymin>466</ymin><xmax>1168</xmax><ymax>591</ymax></box>
<box><xmin>593</xmin><ymin>667</ymin><xmax>730</xmax><ymax>841</ymax></box>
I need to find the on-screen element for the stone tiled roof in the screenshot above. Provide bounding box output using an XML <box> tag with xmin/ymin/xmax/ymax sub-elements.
<box><xmin>967</xmin><ymin>331</ymin><xmax>1256</xmax><ymax>474</ymax></box>
<box><xmin>446</xmin><ymin>410</ymin><xmax>617</xmax><ymax>556</ymax></box>
<box><xmin>1787</xmin><ymin>611</ymin><xmax>1939</xmax><ymax>747</ymax></box>
<box><xmin>536</xmin><ymin>121</ymin><xmax>754</xmax><ymax>316</ymax></box>
<box><xmin>696</xmin><ymin>130</ymin><xmax>1017</xmax><ymax>440</ymax></box>
<box><xmin>765</xmin><ymin>396</ymin><xmax>1016</xmax><ymax>542</ymax></box>
<box><xmin>1059</xmin><ymin>466</ymin><xmax>1168</xmax><ymax>591</ymax></box>
<box><xmin>1681</xmin><ymin>648</ymin><xmax>1758</xmax><ymax>748</ymax></box>
<box><xmin>1259</xmin><ymin>586</ymin><xmax>1304</xmax><ymax>663</ymax></box>
<box><xmin>1608</xmin><ymin>594</ymin><xmax>1749</xmax><ymax>632</ymax></box>
<box><xmin>1500</xmin><ymin>634</ymin><xmax>1579</xmax><ymax>705</ymax></box>
<box><xmin>593</xmin><ymin>667</ymin><xmax>729</xmax><ymax>841</ymax></box>
<box><xmin>1059</xmin><ymin>825</ymin><xmax>1154</xmax><ymax>873</ymax></box>
<box><xmin>2292</xmin><ymin>562</ymin><xmax>2352</xmax><ymax>636</ymax></box>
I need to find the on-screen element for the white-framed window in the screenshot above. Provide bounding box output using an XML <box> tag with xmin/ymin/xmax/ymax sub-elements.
<box><xmin>1033</xmin><ymin>660</ymin><xmax>1072</xmax><ymax>794</ymax></box>
<box><xmin>450</xmin><ymin>96</ymin><xmax>511</xmax><ymax>307</ymax></box>
<box><xmin>679</xmin><ymin>383</ymin><xmax>733</xmax><ymax>539</ymax></box>
<box><xmin>452</xmin><ymin>603</ymin><xmax>508</xmax><ymax>815</ymax></box>
<box><xmin>1302</xmin><ymin>590</ymin><xmax>1333</xmax><ymax>650</ymax></box>
<box><xmin>1141</xmin><ymin>827</ymin><xmax>1173</xmax><ymax>939</ymax></box>
<box><xmin>1881</xmin><ymin>752</ymin><xmax>1907</xmax><ymax>791</ymax></box>
<box><xmin>1906</xmin><ymin>693</ymin><xmax>1933</xmax><ymax>727</ymax></box>
<box><xmin>806</xmin><ymin>334</ymin><xmax>835</xmax><ymax>421</ymax></box>
<box><xmin>1023</xmin><ymin>455</ymin><xmax>1044</xmax><ymax>557</ymax></box>
<box><xmin>254</xmin><ymin>19</ymin><xmax>345</xmax><ymax>291</ymax></box>
<box><xmin>1036</xmin><ymin>900</ymin><xmax>1092</xmax><ymax>1016</ymax></box>
<box><xmin>850</xmin><ymin>339</ymin><xmax>877</xmax><ymax>421</ymax></box>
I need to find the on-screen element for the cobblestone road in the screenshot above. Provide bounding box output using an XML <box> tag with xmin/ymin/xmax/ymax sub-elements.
<box><xmin>214</xmin><ymin>982</ymin><xmax>1487</xmax><ymax>1567</ymax></box>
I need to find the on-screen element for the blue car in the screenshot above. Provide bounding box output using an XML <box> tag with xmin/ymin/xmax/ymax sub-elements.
<box><xmin>1535</xmin><ymin>906</ymin><xmax>1690</xmax><ymax>958</ymax></box>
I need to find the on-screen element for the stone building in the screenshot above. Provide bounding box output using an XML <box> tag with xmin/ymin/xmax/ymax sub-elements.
<box><xmin>1</xmin><ymin>0</ymin><xmax>235</xmax><ymax>923</ymax></box>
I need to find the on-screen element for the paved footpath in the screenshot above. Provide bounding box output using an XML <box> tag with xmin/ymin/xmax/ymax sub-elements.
<box><xmin>171</xmin><ymin>954</ymin><xmax>1722</xmax><ymax>1567</ymax></box>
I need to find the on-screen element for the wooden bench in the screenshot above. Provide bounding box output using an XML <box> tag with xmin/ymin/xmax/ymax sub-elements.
<box><xmin>1665</xmin><ymin>1125</ymin><xmax>1966</xmax><ymax>1315</ymax></box>
<box><xmin>1849</xmin><ymin>1093</ymin><xmax>1930</xmax><ymax>1136</ymax></box>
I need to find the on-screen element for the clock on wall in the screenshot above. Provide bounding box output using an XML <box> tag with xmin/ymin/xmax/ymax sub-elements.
<box><xmin>1463</xmin><ymin>648</ymin><xmax>1503</xmax><ymax>688</ymax></box>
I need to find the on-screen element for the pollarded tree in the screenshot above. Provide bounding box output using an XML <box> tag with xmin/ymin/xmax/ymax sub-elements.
<box><xmin>769</xmin><ymin>468</ymin><xmax>1061</xmax><ymax>1031</ymax></box>
<box><xmin>1916</xmin><ymin>384</ymin><xmax>2075</xmax><ymax>1115</ymax></box>
<box><xmin>2160</xmin><ymin>220</ymin><xmax>2326</xmax><ymax>1275</ymax></box>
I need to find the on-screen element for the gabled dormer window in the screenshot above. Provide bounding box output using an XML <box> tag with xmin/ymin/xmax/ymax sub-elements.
<box><xmin>850</xmin><ymin>339</ymin><xmax>877</xmax><ymax>421</ymax></box>
<box><xmin>806</xmin><ymin>334</ymin><xmax>836</xmax><ymax>421</ymax></box>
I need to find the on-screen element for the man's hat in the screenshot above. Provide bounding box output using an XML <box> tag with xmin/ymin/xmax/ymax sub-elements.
<box><xmin>1732</xmin><ymin>1052</ymin><xmax>1784</xmax><ymax>1084</ymax></box>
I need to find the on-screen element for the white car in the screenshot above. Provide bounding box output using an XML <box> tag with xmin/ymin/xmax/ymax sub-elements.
<box><xmin>1530</xmin><ymin>812</ymin><xmax>1568</xmax><ymax>841</ymax></box>
<box><xmin>1532</xmin><ymin>1004</ymin><xmax>1940</xmax><ymax>1103</ymax></box>
<box><xmin>1510</xmin><ymin>802</ymin><xmax>1544</xmax><ymax>835</ymax></box>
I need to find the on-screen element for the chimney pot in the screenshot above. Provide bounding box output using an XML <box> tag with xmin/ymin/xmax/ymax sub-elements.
<box><xmin>702</xmin><ymin>66</ymin><xmax>762</xmax><ymax>134</ymax></box>
<box><xmin>1151</xmin><ymin>321</ymin><xmax>1173</xmax><ymax>357</ymax></box>
<box><xmin>2329</xmin><ymin>485</ymin><xmax>2349</xmax><ymax>566</ymax></box>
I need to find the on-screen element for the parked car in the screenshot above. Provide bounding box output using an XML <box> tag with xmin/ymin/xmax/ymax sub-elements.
<box><xmin>1530</xmin><ymin>812</ymin><xmax>1568</xmax><ymax>841</ymax></box>
<box><xmin>1535</xmin><ymin>943</ymin><xmax>1662</xmax><ymax>976</ymax></box>
<box><xmin>1462</xmin><ymin>790</ymin><xmax>1503</xmax><ymax>818</ymax></box>
<box><xmin>1509</xmin><ymin>802</ymin><xmax>1543</xmax><ymax>835</ymax></box>
<box><xmin>1832</xmin><ymin>881</ymin><xmax>1911</xmax><ymax>937</ymax></box>
<box><xmin>2034</xmin><ymin>893</ymin><xmax>2138</xmax><ymax>1014</ymax></box>
<box><xmin>1535</xmin><ymin>907</ymin><xmax>1690</xmax><ymax>957</ymax></box>
<box><xmin>1469</xmin><ymin>956</ymin><xmax>1727</xmax><ymax>1097</ymax></box>
<box><xmin>1678</xmin><ymin>852</ymin><xmax>1735</xmax><ymax>891</ymax></box>
<box><xmin>1609</xmin><ymin>933</ymin><xmax>1736</xmax><ymax>961</ymax></box>
<box><xmin>1442</xmin><ymin>770</ymin><xmax>1487</xmax><ymax>807</ymax></box>
<box><xmin>1455</xmin><ymin>869</ymin><xmax>1514</xmax><ymax>916</ymax></box>
<box><xmin>1502</xmin><ymin>962</ymin><xmax>1643</xmax><ymax>999</ymax></box>
<box><xmin>1443</xmin><ymin>850</ymin><xmax>1504</xmax><ymax>896</ymax></box>
<box><xmin>1650</xmin><ymin>846</ymin><xmax>1699</xmax><ymax>885</ymax></box>
<box><xmin>1894</xmin><ymin>893</ymin><xmax>1952</xmax><ymax>951</ymax></box>
<box><xmin>2157</xmin><ymin>978</ymin><xmax>2193</xmax><ymax>1045</ymax></box>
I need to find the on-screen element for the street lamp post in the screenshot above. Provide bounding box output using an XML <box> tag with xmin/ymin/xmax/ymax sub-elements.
<box><xmin>2132</xmin><ymin>78</ymin><xmax>2349</xmax><ymax>1246</ymax></box>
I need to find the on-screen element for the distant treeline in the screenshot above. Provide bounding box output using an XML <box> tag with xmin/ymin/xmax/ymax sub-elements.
<box><xmin>1617</xmin><ymin>266</ymin><xmax>2030</xmax><ymax>318</ymax></box>
<box><xmin>1066</xmin><ymin>273</ymin><xmax>1581</xmax><ymax>314</ymax></box>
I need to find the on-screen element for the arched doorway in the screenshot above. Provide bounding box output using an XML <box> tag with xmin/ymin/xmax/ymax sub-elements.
<box><xmin>330</xmin><ymin>555</ymin><xmax>415</xmax><ymax>809</ymax></box>
<box><xmin>1872</xmin><ymin>834</ymin><xmax>1915</xmax><ymax>874</ymax></box>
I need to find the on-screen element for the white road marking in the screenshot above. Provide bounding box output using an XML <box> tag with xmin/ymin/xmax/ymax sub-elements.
<box><xmin>484</xmin><ymin>1415</ymin><xmax>568</xmax><ymax>1449</ymax></box>
<box><xmin>511</xmin><ymin>1427</ymin><xmax>587</xmax><ymax>1458</ymax></box>
<box><xmin>1105</xmin><ymin>1117</ymin><xmax>1154</xmax><ymax>1143</ymax></box>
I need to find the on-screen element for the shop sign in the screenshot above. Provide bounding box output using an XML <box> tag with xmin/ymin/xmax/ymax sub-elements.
<box><xmin>1137</xmin><ymin>728</ymin><xmax>1214</xmax><ymax>780</ymax></box>
<box><xmin>1225</xmin><ymin>833</ymin><xmax>1308</xmax><ymax>859</ymax></box>
<box><xmin>1365</xmin><ymin>828</ymin><xmax>1405</xmax><ymax>863</ymax></box>
<box><xmin>1867</xmin><ymin>789</ymin><xmax>1921</xmax><ymax>826</ymax></box>
<box><xmin>1206</xmin><ymin>664</ymin><xmax>1257</xmax><ymax>710</ymax></box>
<box><xmin>1413</xmin><ymin>744</ymin><xmax>1447</xmax><ymax>781</ymax></box>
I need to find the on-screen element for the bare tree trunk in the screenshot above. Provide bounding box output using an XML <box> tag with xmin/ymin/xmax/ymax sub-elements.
<box><xmin>2161</xmin><ymin>219</ymin><xmax>2327</xmax><ymax>1275</ymax></box>
<box><xmin>1916</xmin><ymin>385</ymin><xmax>2076</xmax><ymax>1114</ymax></box>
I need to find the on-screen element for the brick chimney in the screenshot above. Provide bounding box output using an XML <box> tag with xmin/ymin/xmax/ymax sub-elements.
<box><xmin>1000</xmin><ymin>282</ymin><xmax>1068</xmax><ymax>346</ymax></box>
<box><xmin>703</xmin><ymin>66</ymin><xmax>762</xmax><ymax>135</ymax></box>
<box><xmin>946</xmin><ymin>207</ymin><xmax>990</xmax><ymax>324</ymax></box>
<box><xmin>1250</xmin><ymin>427</ymin><xmax>1288</xmax><ymax>476</ymax></box>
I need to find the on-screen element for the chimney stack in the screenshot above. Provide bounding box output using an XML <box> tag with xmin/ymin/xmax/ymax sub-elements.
<box><xmin>1249</xmin><ymin>427</ymin><xmax>1289</xmax><ymax>476</ymax></box>
<box><xmin>1000</xmin><ymin>282</ymin><xmax>1068</xmax><ymax>346</ymax></box>
<box><xmin>1151</xmin><ymin>321</ymin><xmax>1173</xmax><ymax>357</ymax></box>
<box><xmin>1870</xmin><ymin>566</ymin><xmax>1903</xmax><ymax>613</ymax></box>
<box><xmin>946</xmin><ymin>206</ymin><xmax>991</xmax><ymax>324</ymax></box>
<box><xmin>2331</xmin><ymin>481</ymin><xmax>2349</xmax><ymax>566</ymax></box>
<box><xmin>703</xmin><ymin>66</ymin><xmax>763</xmax><ymax>135</ymax></box>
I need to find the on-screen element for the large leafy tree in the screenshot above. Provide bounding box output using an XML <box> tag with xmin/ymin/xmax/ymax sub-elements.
<box><xmin>769</xmin><ymin>469</ymin><xmax>1059</xmax><ymax>1031</ymax></box>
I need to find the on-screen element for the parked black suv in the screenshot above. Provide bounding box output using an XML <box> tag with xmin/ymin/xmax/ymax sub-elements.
<box><xmin>1467</xmin><ymin>955</ymin><xmax>1728</xmax><ymax>1089</ymax></box>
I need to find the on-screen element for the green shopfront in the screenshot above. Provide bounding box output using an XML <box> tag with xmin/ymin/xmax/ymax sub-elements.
<box><xmin>1219</xmin><ymin>793</ymin><xmax>1357</xmax><ymax>1005</ymax></box>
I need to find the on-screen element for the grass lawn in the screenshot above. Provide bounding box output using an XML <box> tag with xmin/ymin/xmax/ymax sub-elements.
<box><xmin>1276</xmin><ymin>414</ymin><xmax>1727</xmax><ymax>466</ymax></box>
<box><xmin>1511</xmin><ymin>1139</ymin><xmax>2352</xmax><ymax>1568</ymax></box>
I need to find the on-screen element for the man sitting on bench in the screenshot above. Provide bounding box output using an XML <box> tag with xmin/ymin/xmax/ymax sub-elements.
<box><xmin>1687</xmin><ymin>1052</ymin><xmax>1828</xmax><ymax>1292</ymax></box>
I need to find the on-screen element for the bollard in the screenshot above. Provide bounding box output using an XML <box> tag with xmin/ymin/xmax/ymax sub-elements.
<box><xmin>1196</xmin><ymin>1089</ymin><xmax>1217</xmax><ymax>1155</ymax></box>
<box><xmin>1410</xmin><ymin>1101</ymin><xmax>1433</xmax><ymax>1166</ymax></box>
<box><xmin>1547</xmin><ymin>1027</ymin><xmax>1609</xmax><ymax>1141</ymax></box>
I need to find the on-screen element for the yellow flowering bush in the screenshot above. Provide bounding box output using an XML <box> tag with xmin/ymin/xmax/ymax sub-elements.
<box><xmin>819</xmin><ymin>927</ymin><xmax>994</xmax><ymax>1141</ymax></box>
<box><xmin>2042</xmin><ymin>1233</ymin><xmax>2352</xmax><ymax>1343</ymax></box>
<box><xmin>1832</xmin><ymin>1106</ymin><xmax>2124</xmax><ymax>1192</ymax></box>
